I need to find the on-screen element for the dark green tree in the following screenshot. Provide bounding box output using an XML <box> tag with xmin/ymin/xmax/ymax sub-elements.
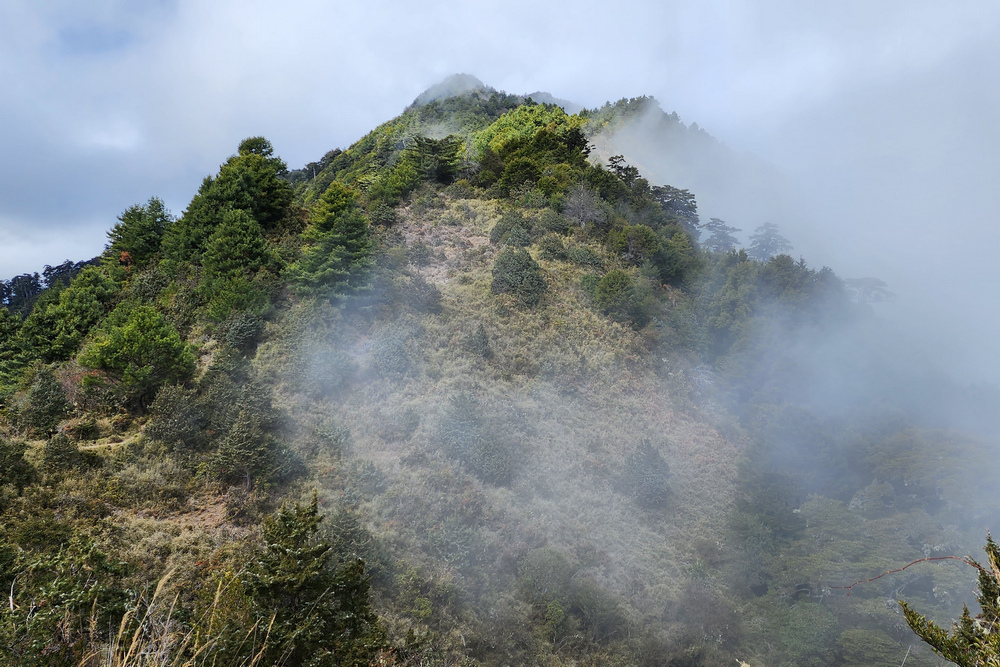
<box><xmin>161</xmin><ymin>137</ymin><xmax>292</xmax><ymax>266</ymax></box>
<box><xmin>105</xmin><ymin>197</ymin><xmax>173</xmax><ymax>267</ymax></box>
<box><xmin>0</xmin><ymin>438</ymin><xmax>33</xmax><ymax>492</ymax></box>
<box><xmin>651</xmin><ymin>185</ymin><xmax>700</xmax><ymax>237</ymax></box>
<box><xmin>491</xmin><ymin>247</ymin><xmax>546</xmax><ymax>306</ymax></box>
<box><xmin>20</xmin><ymin>367</ymin><xmax>68</xmax><ymax>436</ymax></box>
<box><xmin>245</xmin><ymin>497</ymin><xmax>385</xmax><ymax>666</ymax></box>
<box><xmin>901</xmin><ymin>535</ymin><xmax>1000</xmax><ymax>666</ymax></box>
<box><xmin>287</xmin><ymin>182</ymin><xmax>373</xmax><ymax>298</ymax></box>
<box><xmin>21</xmin><ymin>266</ymin><xmax>120</xmax><ymax>360</ymax></box>
<box><xmin>200</xmin><ymin>208</ymin><xmax>276</xmax><ymax>321</ymax></box>
<box><xmin>401</xmin><ymin>135</ymin><xmax>464</xmax><ymax>183</ymax></box>
<box><xmin>747</xmin><ymin>222</ymin><xmax>792</xmax><ymax>261</ymax></box>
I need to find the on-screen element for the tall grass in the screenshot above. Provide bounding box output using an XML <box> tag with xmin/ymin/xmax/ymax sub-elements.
<box><xmin>76</xmin><ymin>571</ymin><xmax>272</xmax><ymax>667</ymax></box>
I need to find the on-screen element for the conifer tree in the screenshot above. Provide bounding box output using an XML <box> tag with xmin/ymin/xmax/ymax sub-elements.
<box><xmin>161</xmin><ymin>137</ymin><xmax>292</xmax><ymax>266</ymax></box>
<box><xmin>901</xmin><ymin>535</ymin><xmax>1000</xmax><ymax>666</ymax></box>
<box><xmin>105</xmin><ymin>198</ymin><xmax>173</xmax><ymax>267</ymax></box>
<box><xmin>287</xmin><ymin>182</ymin><xmax>373</xmax><ymax>298</ymax></box>
<box><xmin>700</xmin><ymin>217</ymin><xmax>742</xmax><ymax>253</ymax></box>
<box><xmin>747</xmin><ymin>222</ymin><xmax>792</xmax><ymax>260</ymax></box>
<box><xmin>245</xmin><ymin>496</ymin><xmax>385</xmax><ymax>666</ymax></box>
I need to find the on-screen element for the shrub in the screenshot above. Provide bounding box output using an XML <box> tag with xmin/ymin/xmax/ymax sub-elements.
<box><xmin>439</xmin><ymin>393</ymin><xmax>515</xmax><ymax>485</ymax></box>
<box><xmin>489</xmin><ymin>210</ymin><xmax>533</xmax><ymax>245</ymax></box>
<box><xmin>42</xmin><ymin>432</ymin><xmax>95</xmax><ymax>473</ymax></box>
<box><xmin>566</xmin><ymin>246</ymin><xmax>604</xmax><ymax>269</ymax></box>
<box><xmin>463</xmin><ymin>323</ymin><xmax>493</xmax><ymax>359</ymax></box>
<box><xmin>79</xmin><ymin>304</ymin><xmax>196</xmax><ymax>409</ymax></box>
<box><xmin>20</xmin><ymin>367</ymin><xmax>68</xmax><ymax>436</ymax></box>
<box><xmin>593</xmin><ymin>269</ymin><xmax>658</xmax><ymax>327</ymax></box>
<box><xmin>222</xmin><ymin>310</ymin><xmax>265</xmax><ymax>352</ymax></box>
<box><xmin>366</xmin><ymin>200</ymin><xmax>397</xmax><ymax>226</ymax></box>
<box><xmin>367</xmin><ymin>328</ymin><xmax>412</xmax><ymax>377</ymax></box>
<box><xmin>537</xmin><ymin>234</ymin><xmax>567</xmax><ymax>261</ymax></box>
<box><xmin>491</xmin><ymin>247</ymin><xmax>546</xmax><ymax>307</ymax></box>
<box><xmin>146</xmin><ymin>384</ymin><xmax>206</xmax><ymax>450</ymax></box>
<box><xmin>538</xmin><ymin>208</ymin><xmax>572</xmax><ymax>235</ymax></box>
<box><xmin>0</xmin><ymin>438</ymin><xmax>33</xmax><ymax>491</ymax></box>
<box><xmin>621</xmin><ymin>440</ymin><xmax>671</xmax><ymax>509</ymax></box>
<box><xmin>501</xmin><ymin>224</ymin><xmax>531</xmax><ymax>247</ymax></box>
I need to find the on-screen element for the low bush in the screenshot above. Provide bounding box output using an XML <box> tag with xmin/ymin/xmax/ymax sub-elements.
<box><xmin>491</xmin><ymin>247</ymin><xmax>546</xmax><ymax>307</ymax></box>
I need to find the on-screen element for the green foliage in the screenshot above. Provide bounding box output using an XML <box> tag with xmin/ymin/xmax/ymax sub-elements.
<box><xmin>21</xmin><ymin>265</ymin><xmax>120</xmax><ymax>361</ymax></box>
<box><xmin>0</xmin><ymin>535</ymin><xmax>126</xmax><ymax>664</ymax></box>
<box><xmin>244</xmin><ymin>497</ymin><xmax>385</xmax><ymax>666</ymax></box>
<box><xmin>42</xmin><ymin>432</ymin><xmax>95</xmax><ymax>473</ymax></box>
<box><xmin>592</xmin><ymin>269</ymin><xmax>656</xmax><ymax>326</ymax></box>
<box><xmin>473</xmin><ymin>104</ymin><xmax>582</xmax><ymax>159</ymax></box>
<box><xmin>161</xmin><ymin>136</ymin><xmax>292</xmax><ymax>266</ymax></box>
<box><xmin>700</xmin><ymin>217</ymin><xmax>742</xmax><ymax>253</ymax></box>
<box><xmin>200</xmin><ymin>208</ymin><xmax>276</xmax><ymax>320</ymax></box>
<box><xmin>212</xmin><ymin>407</ymin><xmax>298</xmax><ymax>487</ymax></box>
<box><xmin>777</xmin><ymin>602</ymin><xmax>839</xmax><ymax>667</ymax></box>
<box><xmin>202</xmin><ymin>209</ymin><xmax>274</xmax><ymax>280</ymax></box>
<box><xmin>609</xmin><ymin>223</ymin><xmax>660</xmax><ymax>265</ymax></box>
<box><xmin>401</xmin><ymin>135</ymin><xmax>464</xmax><ymax>183</ymax></box>
<box><xmin>489</xmin><ymin>210</ymin><xmax>533</xmax><ymax>245</ymax></box>
<box><xmin>654</xmin><ymin>230</ymin><xmax>699</xmax><ymax>285</ymax></box>
<box><xmin>0</xmin><ymin>438</ymin><xmax>33</xmax><ymax>491</ymax></box>
<box><xmin>902</xmin><ymin>535</ymin><xmax>1000</xmax><ymax>666</ymax></box>
<box><xmin>105</xmin><ymin>197</ymin><xmax>173</xmax><ymax>267</ymax></box>
<box><xmin>288</xmin><ymin>181</ymin><xmax>373</xmax><ymax>298</ymax></box>
<box><xmin>537</xmin><ymin>233</ymin><xmax>568</xmax><ymax>260</ymax></box>
<box><xmin>621</xmin><ymin>441</ymin><xmax>671</xmax><ymax>508</ymax></box>
<box><xmin>439</xmin><ymin>393</ymin><xmax>515</xmax><ymax>485</ymax></box>
<box><xmin>491</xmin><ymin>247</ymin><xmax>546</xmax><ymax>306</ymax></box>
<box><xmin>145</xmin><ymin>384</ymin><xmax>206</xmax><ymax>450</ymax></box>
<box><xmin>79</xmin><ymin>304</ymin><xmax>195</xmax><ymax>409</ymax></box>
<box><xmin>19</xmin><ymin>366</ymin><xmax>68</xmax><ymax>435</ymax></box>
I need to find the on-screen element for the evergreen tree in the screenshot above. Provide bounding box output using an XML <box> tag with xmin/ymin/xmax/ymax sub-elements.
<box><xmin>747</xmin><ymin>222</ymin><xmax>792</xmax><ymax>260</ymax></box>
<box><xmin>105</xmin><ymin>197</ymin><xmax>173</xmax><ymax>267</ymax></box>
<box><xmin>21</xmin><ymin>266</ymin><xmax>120</xmax><ymax>360</ymax></box>
<box><xmin>287</xmin><ymin>182</ymin><xmax>373</xmax><ymax>298</ymax></box>
<box><xmin>79</xmin><ymin>305</ymin><xmax>195</xmax><ymax>408</ymax></box>
<box><xmin>245</xmin><ymin>497</ymin><xmax>385</xmax><ymax>666</ymax></box>
<box><xmin>700</xmin><ymin>217</ymin><xmax>742</xmax><ymax>253</ymax></box>
<box><xmin>401</xmin><ymin>135</ymin><xmax>464</xmax><ymax>183</ymax></box>
<box><xmin>491</xmin><ymin>246</ymin><xmax>546</xmax><ymax>306</ymax></box>
<box><xmin>161</xmin><ymin>137</ymin><xmax>292</xmax><ymax>266</ymax></box>
<box><xmin>902</xmin><ymin>535</ymin><xmax>1000</xmax><ymax>666</ymax></box>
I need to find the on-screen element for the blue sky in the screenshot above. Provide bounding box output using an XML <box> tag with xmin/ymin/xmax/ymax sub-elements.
<box><xmin>2</xmin><ymin>0</ymin><xmax>999</xmax><ymax>379</ymax></box>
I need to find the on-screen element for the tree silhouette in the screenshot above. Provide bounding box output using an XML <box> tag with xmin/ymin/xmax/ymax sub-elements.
<box><xmin>747</xmin><ymin>223</ymin><xmax>792</xmax><ymax>260</ymax></box>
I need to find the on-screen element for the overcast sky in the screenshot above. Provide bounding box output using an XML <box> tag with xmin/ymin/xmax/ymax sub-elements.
<box><xmin>2</xmin><ymin>0</ymin><xmax>998</xmax><ymax>381</ymax></box>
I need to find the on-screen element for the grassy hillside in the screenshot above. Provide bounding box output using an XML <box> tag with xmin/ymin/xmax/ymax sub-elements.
<box><xmin>0</xmin><ymin>83</ymin><xmax>996</xmax><ymax>666</ymax></box>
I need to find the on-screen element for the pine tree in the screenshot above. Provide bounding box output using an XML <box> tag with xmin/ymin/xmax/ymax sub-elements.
<box><xmin>245</xmin><ymin>496</ymin><xmax>385</xmax><ymax>666</ymax></box>
<box><xmin>747</xmin><ymin>222</ymin><xmax>792</xmax><ymax>260</ymax></box>
<box><xmin>287</xmin><ymin>182</ymin><xmax>373</xmax><ymax>298</ymax></box>
<box><xmin>105</xmin><ymin>198</ymin><xmax>173</xmax><ymax>267</ymax></box>
<box><xmin>901</xmin><ymin>535</ymin><xmax>1000</xmax><ymax>666</ymax></box>
<box><xmin>700</xmin><ymin>217</ymin><xmax>742</xmax><ymax>253</ymax></box>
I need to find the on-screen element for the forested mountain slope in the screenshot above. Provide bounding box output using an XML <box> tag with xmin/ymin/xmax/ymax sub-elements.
<box><xmin>0</xmin><ymin>79</ymin><xmax>996</xmax><ymax>667</ymax></box>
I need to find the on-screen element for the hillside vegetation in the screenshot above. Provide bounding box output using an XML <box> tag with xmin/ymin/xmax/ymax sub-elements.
<box><xmin>1</xmin><ymin>80</ymin><xmax>997</xmax><ymax>667</ymax></box>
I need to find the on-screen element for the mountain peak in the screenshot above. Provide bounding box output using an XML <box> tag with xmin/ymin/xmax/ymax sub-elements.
<box><xmin>411</xmin><ymin>73</ymin><xmax>491</xmax><ymax>107</ymax></box>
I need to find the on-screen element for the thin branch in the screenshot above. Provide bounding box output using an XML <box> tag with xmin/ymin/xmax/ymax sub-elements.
<box><xmin>830</xmin><ymin>556</ymin><xmax>985</xmax><ymax>596</ymax></box>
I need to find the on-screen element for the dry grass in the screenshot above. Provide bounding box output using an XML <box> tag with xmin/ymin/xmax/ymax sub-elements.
<box><xmin>274</xmin><ymin>192</ymin><xmax>745</xmax><ymax>631</ymax></box>
<box><xmin>75</xmin><ymin>571</ymin><xmax>272</xmax><ymax>667</ymax></box>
